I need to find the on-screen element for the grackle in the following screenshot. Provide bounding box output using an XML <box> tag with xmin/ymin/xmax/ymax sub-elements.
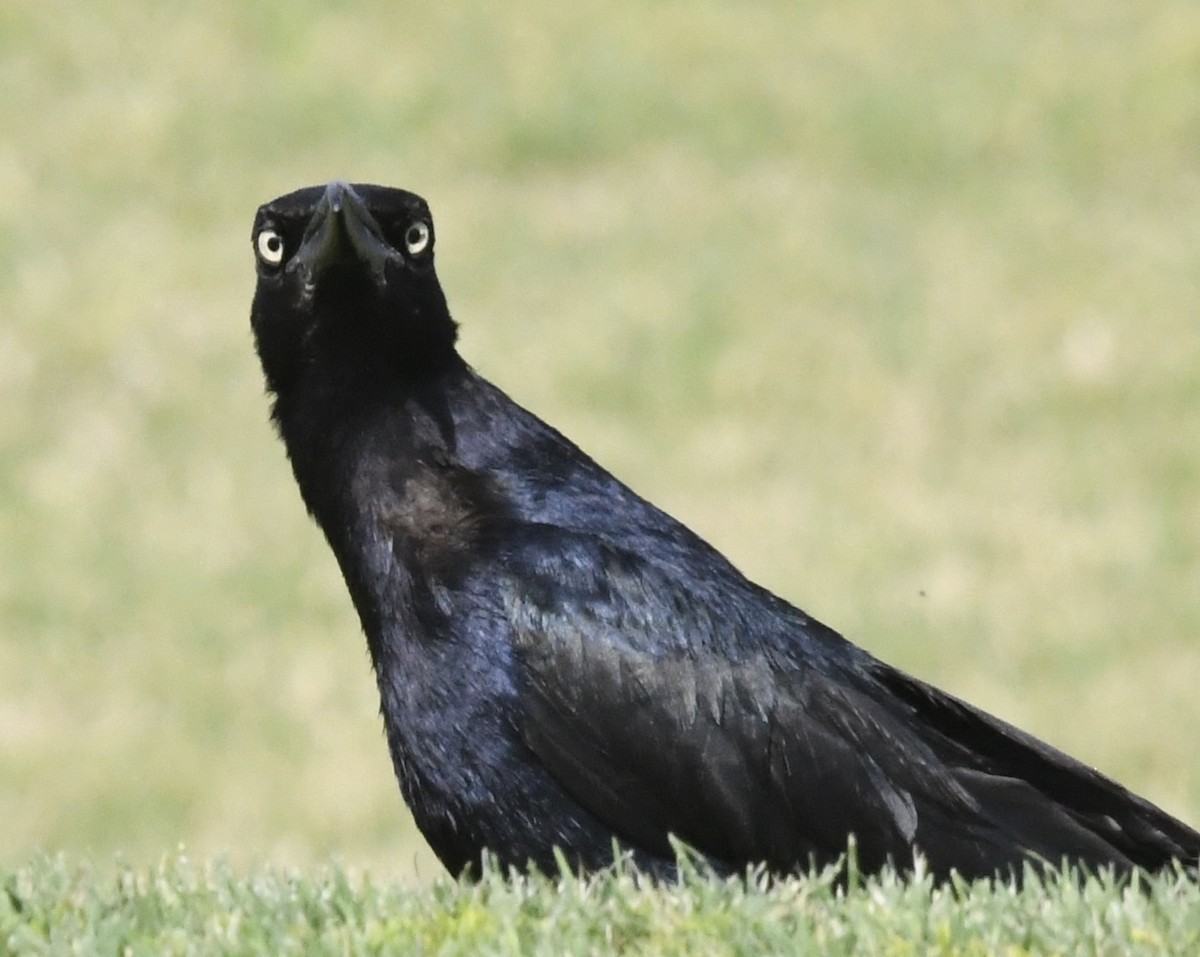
<box><xmin>249</xmin><ymin>180</ymin><xmax>1200</xmax><ymax>881</ymax></box>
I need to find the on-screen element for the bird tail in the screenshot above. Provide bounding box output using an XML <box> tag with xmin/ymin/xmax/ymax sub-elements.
<box><xmin>872</xmin><ymin>664</ymin><xmax>1200</xmax><ymax>879</ymax></box>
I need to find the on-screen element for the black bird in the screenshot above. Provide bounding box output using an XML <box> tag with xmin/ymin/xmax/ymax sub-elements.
<box><xmin>249</xmin><ymin>180</ymin><xmax>1200</xmax><ymax>882</ymax></box>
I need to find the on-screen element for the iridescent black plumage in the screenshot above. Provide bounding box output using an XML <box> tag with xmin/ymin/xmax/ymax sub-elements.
<box><xmin>250</xmin><ymin>181</ymin><xmax>1200</xmax><ymax>881</ymax></box>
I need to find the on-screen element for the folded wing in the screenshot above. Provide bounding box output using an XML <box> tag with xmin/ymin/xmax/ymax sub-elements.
<box><xmin>505</xmin><ymin>529</ymin><xmax>1200</xmax><ymax>879</ymax></box>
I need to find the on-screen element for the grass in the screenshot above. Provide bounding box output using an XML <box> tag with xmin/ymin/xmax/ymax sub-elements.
<box><xmin>2</xmin><ymin>0</ymin><xmax>1199</xmax><ymax>886</ymax></box>
<box><xmin>6</xmin><ymin>852</ymin><xmax>1200</xmax><ymax>956</ymax></box>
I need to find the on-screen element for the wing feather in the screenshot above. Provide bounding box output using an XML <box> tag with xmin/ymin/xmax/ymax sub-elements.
<box><xmin>502</xmin><ymin>527</ymin><xmax>1200</xmax><ymax>878</ymax></box>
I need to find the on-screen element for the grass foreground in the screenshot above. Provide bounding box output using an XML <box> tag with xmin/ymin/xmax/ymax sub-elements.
<box><xmin>4</xmin><ymin>852</ymin><xmax>1199</xmax><ymax>956</ymax></box>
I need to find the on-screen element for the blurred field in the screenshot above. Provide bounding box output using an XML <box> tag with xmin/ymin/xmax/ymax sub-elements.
<box><xmin>2</xmin><ymin>1</ymin><xmax>1199</xmax><ymax>881</ymax></box>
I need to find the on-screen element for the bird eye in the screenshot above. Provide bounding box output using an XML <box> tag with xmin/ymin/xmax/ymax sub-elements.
<box><xmin>404</xmin><ymin>221</ymin><xmax>431</xmax><ymax>257</ymax></box>
<box><xmin>256</xmin><ymin>229</ymin><xmax>285</xmax><ymax>266</ymax></box>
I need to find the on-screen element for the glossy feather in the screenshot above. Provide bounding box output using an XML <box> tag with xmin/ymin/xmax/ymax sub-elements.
<box><xmin>249</xmin><ymin>181</ymin><xmax>1200</xmax><ymax>882</ymax></box>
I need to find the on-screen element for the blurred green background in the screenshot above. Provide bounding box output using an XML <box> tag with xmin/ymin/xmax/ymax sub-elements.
<box><xmin>3</xmin><ymin>1</ymin><xmax>1200</xmax><ymax>882</ymax></box>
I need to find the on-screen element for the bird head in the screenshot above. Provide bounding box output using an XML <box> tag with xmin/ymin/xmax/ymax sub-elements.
<box><xmin>250</xmin><ymin>181</ymin><xmax>458</xmax><ymax>399</ymax></box>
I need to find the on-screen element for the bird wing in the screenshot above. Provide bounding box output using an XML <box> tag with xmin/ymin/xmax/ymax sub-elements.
<box><xmin>500</xmin><ymin>527</ymin><xmax>965</xmax><ymax>873</ymax></box>
<box><xmin>514</xmin><ymin>619</ymin><xmax>949</xmax><ymax>872</ymax></box>
<box><xmin>503</xmin><ymin>527</ymin><xmax>1200</xmax><ymax>877</ymax></box>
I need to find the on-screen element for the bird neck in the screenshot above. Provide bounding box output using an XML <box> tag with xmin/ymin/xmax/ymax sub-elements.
<box><xmin>272</xmin><ymin>353</ymin><xmax>461</xmax><ymax>513</ymax></box>
<box><xmin>275</xmin><ymin>363</ymin><xmax>519</xmax><ymax>674</ymax></box>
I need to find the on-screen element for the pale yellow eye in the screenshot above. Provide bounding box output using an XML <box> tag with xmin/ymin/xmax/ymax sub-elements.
<box><xmin>256</xmin><ymin>229</ymin><xmax>285</xmax><ymax>265</ymax></box>
<box><xmin>405</xmin><ymin>221</ymin><xmax>430</xmax><ymax>256</ymax></box>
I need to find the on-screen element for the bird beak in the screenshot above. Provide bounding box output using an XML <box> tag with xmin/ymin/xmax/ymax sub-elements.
<box><xmin>288</xmin><ymin>181</ymin><xmax>402</xmax><ymax>305</ymax></box>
